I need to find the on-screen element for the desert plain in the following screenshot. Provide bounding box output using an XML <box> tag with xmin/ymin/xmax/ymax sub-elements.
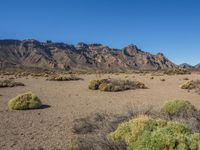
<box><xmin>0</xmin><ymin>73</ymin><xmax>200</xmax><ymax>150</ymax></box>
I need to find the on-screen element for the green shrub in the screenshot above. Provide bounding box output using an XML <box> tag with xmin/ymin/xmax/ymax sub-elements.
<box><xmin>8</xmin><ymin>92</ymin><xmax>42</xmax><ymax>110</ymax></box>
<box><xmin>109</xmin><ymin>115</ymin><xmax>200</xmax><ymax>150</ymax></box>
<box><xmin>161</xmin><ymin>100</ymin><xmax>196</xmax><ymax>115</ymax></box>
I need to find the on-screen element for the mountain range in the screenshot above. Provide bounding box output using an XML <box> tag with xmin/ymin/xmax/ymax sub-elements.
<box><xmin>0</xmin><ymin>39</ymin><xmax>197</xmax><ymax>72</ymax></box>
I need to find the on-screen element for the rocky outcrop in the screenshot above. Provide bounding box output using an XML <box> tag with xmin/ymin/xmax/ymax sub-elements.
<box><xmin>0</xmin><ymin>39</ymin><xmax>177</xmax><ymax>71</ymax></box>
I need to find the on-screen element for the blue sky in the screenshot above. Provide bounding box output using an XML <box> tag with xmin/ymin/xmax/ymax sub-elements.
<box><xmin>0</xmin><ymin>0</ymin><xmax>200</xmax><ymax>65</ymax></box>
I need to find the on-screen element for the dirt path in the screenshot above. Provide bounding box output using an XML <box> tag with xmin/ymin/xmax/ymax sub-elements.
<box><xmin>0</xmin><ymin>73</ymin><xmax>200</xmax><ymax>149</ymax></box>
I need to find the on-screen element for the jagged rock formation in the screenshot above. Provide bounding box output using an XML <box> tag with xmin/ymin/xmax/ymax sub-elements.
<box><xmin>0</xmin><ymin>39</ymin><xmax>177</xmax><ymax>71</ymax></box>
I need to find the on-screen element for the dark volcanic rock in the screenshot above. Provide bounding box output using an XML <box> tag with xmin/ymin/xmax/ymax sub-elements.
<box><xmin>0</xmin><ymin>39</ymin><xmax>177</xmax><ymax>71</ymax></box>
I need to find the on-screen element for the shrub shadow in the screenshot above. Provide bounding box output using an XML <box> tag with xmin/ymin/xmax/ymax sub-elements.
<box><xmin>40</xmin><ymin>104</ymin><xmax>51</xmax><ymax>109</ymax></box>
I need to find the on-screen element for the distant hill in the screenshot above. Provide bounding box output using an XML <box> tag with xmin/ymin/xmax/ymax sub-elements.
<box><xmin>195</xmin><ymin>64</ymin><xmax>200</xmax><ymax>69</ymax></box>
<box><xmin>0</xmin><ymin>39</ymin><xmax>177</xmax><ymax>71</ymax></box>
<box><xmin>179</xmin><ymin>63</ymin><xmax>195</xmax><ymax>69</ymax></box>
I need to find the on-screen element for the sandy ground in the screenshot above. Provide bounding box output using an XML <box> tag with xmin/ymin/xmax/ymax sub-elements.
<box><xmin>0</xmin><ymin>73</ymin><xmax>200</xmax><ymax>150</ymax></box>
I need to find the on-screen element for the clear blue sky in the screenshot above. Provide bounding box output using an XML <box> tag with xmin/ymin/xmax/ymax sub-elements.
<box><xmin>0</xmin><ymin>0</ymin><xmax>200</xmax><ymax>65</ymax></box>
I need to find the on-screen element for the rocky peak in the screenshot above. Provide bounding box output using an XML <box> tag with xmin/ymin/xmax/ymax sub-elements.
<box><xmin>75</xmin><ymin>42</ymin><xmax>89</xmax><ymax>49</ymax></box>
<box><xmin>122</xmin><ymin>44</ymin><xmax>142</xmax><ymax>57</ymax></box>
<box><xmin>0</xmin><ymin>39</ymin><xmax>177</xmax><ymax>71</ymax></box>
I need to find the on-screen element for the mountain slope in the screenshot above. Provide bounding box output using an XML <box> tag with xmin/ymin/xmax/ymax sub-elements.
<box><xmin>0</xmin><ymin>39</ymin><xmax>177</xmax><ymax>71</ymax></box>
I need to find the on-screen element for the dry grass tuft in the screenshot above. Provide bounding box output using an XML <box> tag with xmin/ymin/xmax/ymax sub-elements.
<box><xmin>183</xmin><ymin>77</ymin><xmax>189</xmax><ymax>80</ymax></box>
<box><xmin>150</xmin><ymin>76</ymin><xmax>154</xmax><ymax>80</ymax></box>
<box><xmin>0</xmin><ymin>80</ymin><xmax>24</xmax><ymax>88</ymax></box>
<box><xmin>47</xmin><ymin>75</ymin><xmax>82</xmax><ymax>81</ymax></box>
<box><xmin>160</xmin><ymin>78</ymin><xmax>166</xmax><ymax>81</ymax></box>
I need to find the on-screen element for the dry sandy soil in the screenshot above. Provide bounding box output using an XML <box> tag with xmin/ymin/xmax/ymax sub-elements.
<box><xmin>0</xmin><ymin>73</ymin><xmax>200</xmax><ymax>150</ymax></box>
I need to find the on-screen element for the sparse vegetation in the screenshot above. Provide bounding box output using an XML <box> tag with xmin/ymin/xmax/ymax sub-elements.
<box><xmin>70</xmin><ymin>100</ymin><xmax>200</xmax><ymax>150</ymax></box>
<box><xmin>8</xmin><ymin>92</ymin><xmax>42</xmax><ymax>110</ymax></box>
<box><xmin>164</xmin><ymin>69</ymin><xmax>191</xmax><ymax>75</ymax></box>
<box><xmin>88</xmin><ymin>79</ymin><xmax>146</xmax><ymax>92</ymax></box>
<box><xmin>161</xmin><ymin>100</ymin><xmax>196</xmax><ymax>115</ymax></box>
<box><xmin>47</xmin><ymin>75</ymin><xmax>82</xmax><ymax>81</ymax></box>
<box><xmin>0</xmin><ymin>80</ymin><xmax>24</xmax><ymax>88</ymax></box>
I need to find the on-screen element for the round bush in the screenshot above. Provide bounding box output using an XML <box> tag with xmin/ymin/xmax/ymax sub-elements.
<box><xmin>8</xmin><ymin>92</ymin><xmax>42</xmax><ymax>110</ymax></box>
<box><xmin>161</xmin><ymin>100</ymin><xmax>196</xmax><ymax>115</ymax></box>
<box><xmin>109</xmin><ymin>115</ymin><xmax>200</xmax><ymax>150</ymax></box>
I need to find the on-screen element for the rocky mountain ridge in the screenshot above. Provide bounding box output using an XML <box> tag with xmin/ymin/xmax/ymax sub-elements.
<box><xmin>0</xmin><ymin>39</ymin><xmax>177</xmax><ymax>71</ymax></box>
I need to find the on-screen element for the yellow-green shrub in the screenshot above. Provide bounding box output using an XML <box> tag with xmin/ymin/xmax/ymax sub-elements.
<box><xmin>109</xmin><ymin>115</ymin><xmax>200</xmax><ymax>150</ymax></box>
<box><xmin>161</xmin><ymin>100</ymin><xmax>196</xmax><ymax>115</ymax></box>
<box><xmin>8</xmin><ymin>92</ymin><xmax>42</xmax><ymax>110</ymax></box>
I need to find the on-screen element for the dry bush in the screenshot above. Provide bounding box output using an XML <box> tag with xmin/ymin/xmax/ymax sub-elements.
<box><xmin>88</xmin><ymin>79</ymin><xmax>147</xmax><ymax>92</ymax></box>
<box><xmin>183</xmin><ymin>77</ymin><xmax>189</xmax><ymax>80</ymax></box>
<box><xmin>0</xmin><ymin>80</ymin><xmax>24</xmax><ymax>88</ymax></box>
<box><xmin>70</xmin><ymin>104</ymin><xmax>154</xmax><ymax>150</ymax></box>
<box><xmin>160</xmin><ymin>78</ymin><xmax>166</xmax><ymax>81</ymax></box>
<box><xmin>181</xmin><ymin>80</ymin><xmax>200</xmax><ymax>94</ymax></box>
<box><xmin>47</xmin><ymin>75</ymin><xmax>82</xmax><ymax>81</ymax></box>
<box><xmin>150</xmin><ymin>76</ymin><xmax>154</xmax><ymax>80</ymax></box>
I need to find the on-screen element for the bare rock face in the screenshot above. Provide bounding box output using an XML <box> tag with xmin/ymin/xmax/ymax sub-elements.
<box><xmin>0</xmin><ymin>39</ymin><xmax>177</xmax><ymax>71</ymax></box>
